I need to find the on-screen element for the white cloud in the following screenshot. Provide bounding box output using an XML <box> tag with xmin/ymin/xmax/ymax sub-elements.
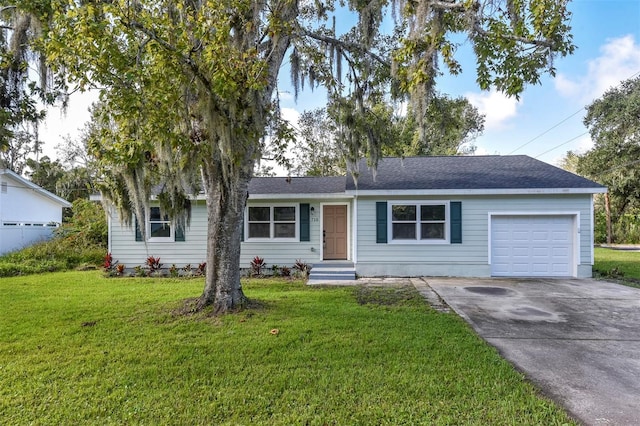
<box><xmin>465</xmin><ymin>90</ymin><xmax>520</xmax><ymax>130</ymax></box>
<box><xmin>555</xmin><ymin>35</ymin><xmax>640</xmax><ymax>103</ymax></box>
<box><xmin>280</xmin><ymin>107</ymin><xmax>300</xmax><ymax>128</ymax></box>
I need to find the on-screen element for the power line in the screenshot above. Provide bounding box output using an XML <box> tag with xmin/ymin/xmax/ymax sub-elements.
<box><xmin>510</xmin><ymin>68</ymin><xmax>640</xmax><ymax>156</ymax></box>
<box><xmin>534</xmin><ymin>131</ymin><xmax>589</xmax><ymax>159</ymax></box>
<box><xmin>508</xmin><ymin>108</ymin><xmax>584</xmax><ymax>154</ymax></box>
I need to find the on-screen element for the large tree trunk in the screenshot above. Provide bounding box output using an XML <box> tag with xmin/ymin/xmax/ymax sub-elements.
<box><xmin>198</xmin><ymin>166</ymin><xmax>250</xmax><ymax>314</ymax></box>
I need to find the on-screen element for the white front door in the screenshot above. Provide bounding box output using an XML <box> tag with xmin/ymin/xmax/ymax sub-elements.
<box><xmin>491</xmin><ymin>215</ymin><xmax>575</xmax><ymax>277</ymax></box>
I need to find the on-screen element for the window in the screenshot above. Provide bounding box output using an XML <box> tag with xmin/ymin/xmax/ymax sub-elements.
<box><xmin>148</xmin><ymin>207</ymin><xmax>172</xmax><ymax>240</ymax></box>
<box><xmin>247</xmin><ymin>205</ymin><xmax>297</xmax><ymax>240</ymax></box>
<box><xmin>390</xmin><ymin>202</ymin><xmax>448</xmax><ymax>243</ymax></box>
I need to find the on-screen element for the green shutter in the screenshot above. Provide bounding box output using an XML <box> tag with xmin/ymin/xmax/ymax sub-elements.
<box><xmin>450</xmin><ymin>201</ymin><xmax>462</xmax><ymax>244</ymax></box>
<box><xmin>300</xmin><ymin>203</ymin><xmax>310</xmax><ymax>242</ymax></box>
<box><xmin>175</xmin><ymin>225</ymin><xmax>185</xmax><ymax>242</ymax></box>
<box><xmin>376</xmin><ymin>201</ymin><xmax>387</xmax><ymax>243</ymax></box>
<box><xmin>134</xmin><ymin>216</ymin><xmax>143</xmax><ymax>242</ymax></box>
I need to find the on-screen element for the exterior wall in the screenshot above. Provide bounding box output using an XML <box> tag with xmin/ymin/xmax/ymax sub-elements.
<box><xmin>109</xmin><ymin>200</ymin><xmax>209</xmax><ymax>268</ymax></box>
<box><xmin>0</xmin><ymin>175</ymin><xmax>65</xmax><ymax>255</ymax></box>
<box><xmin>0</xmin><ymin>176</ymin><xmax>64</xmax><ymax>224</ymax></box>
<box><xmin>354</xmin><ymin>194</ymin><xmax>594</xmax><ymax>278</ymax></box>
<box><xmin>109</xmin><ymin>198</ymin><xmax>350</xmax><ymax>269</ymax></box>
<box><xmin>0</xmin><ymin>226</ymin><xmax>56</xmax><ymax>255</ymax></box>
<box><xmin>240</xmin><ymin>198</ymin><xmax>350</xmax><ymax>268</ymax></box>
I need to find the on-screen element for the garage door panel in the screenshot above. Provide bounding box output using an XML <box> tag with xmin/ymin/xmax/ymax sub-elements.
<box><xmin>491</xmin><ymin>215</ymin><xmax>574</xmax><ymax>277</ymax></box>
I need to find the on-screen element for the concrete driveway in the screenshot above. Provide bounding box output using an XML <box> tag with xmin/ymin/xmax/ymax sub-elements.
<box><xmin>426</xmin><ymin>277</ymin><xmax>640</xmax><ymax>426</ymax></box>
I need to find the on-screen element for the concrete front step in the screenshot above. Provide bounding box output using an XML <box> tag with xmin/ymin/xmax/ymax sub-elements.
<box><xmin>308</xmin><ymin>273</ymin><xmax>356</xmax><ymax>281</ymax></box>
<box><xmin>309</xmin><ymin>262</ymin><xmax>356</xmax><ymax>281</ymax></box>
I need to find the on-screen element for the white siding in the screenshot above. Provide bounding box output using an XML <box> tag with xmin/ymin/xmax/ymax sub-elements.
<box><xmin>0</xmin><ymin>176</ymin><xmax>65</xmax><ymax>224</ymax></box>
<box><xmin>355</xmin><ymin>194</ymin><xmax>594</xmax><ymax>278</ymax></box>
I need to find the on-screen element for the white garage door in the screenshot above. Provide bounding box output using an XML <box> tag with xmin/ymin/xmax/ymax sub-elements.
<box><xmin>491</xmin><ymin>215</ymin><xmax>575</xmax><ymax>277</ymax></box>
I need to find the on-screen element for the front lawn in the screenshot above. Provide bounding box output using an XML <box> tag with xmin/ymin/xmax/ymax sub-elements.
<box><xmin>0</xmin><ymin>272</ymin><xmax>574</xmax><ymax>425</ymax></box>
<box><xmin>594</xmin><ymin>247</ymin><xmax>640</xmax><ymax>286</ymax></box>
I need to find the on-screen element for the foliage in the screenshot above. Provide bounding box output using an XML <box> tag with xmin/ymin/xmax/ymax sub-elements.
<box><xmin>55</xmin><ymin>198</ymin><xmax>108</xmax><ymax>247</ymax></box>
<box><xmin>293</xmin><ymin>94</ymin><xmax>483</xmax><ymax>176</ymax></box>
<box><xmin>594</xmin><ymin>247</ymin><xmax>640</xmax><ymax>288</ymax></box>
<box><xmin>572</xmin><ymin>75</ymin><xmax>640</xmax><ymax>243</ymax></box>
<box><xmin>37</xmin><ymin>0</ymin><xmax>574</xmax><ymax>312</ymax></box>
<box><xmin>280</xmin><ymin>266</ymin><xmax>291</xmax><ymax>277</ymax></box>
<box><xmin>145</xmin><ymin>256</ymin><xmax>163</xmax><ymax>274</ymax></box>
<box><xmin>0</xmin><ymin>237</ymin><xmax>103</xmax><ymax>277</ymax></box>
<box><xmin>0</xmin><ymin>272</ymin><xmax>575</xmax><ymax>424</ymax></box>
<box><xmin>293</xmin><ymin>259</ymin><xmax>311</xmax><ymax>277</ymax></box>
<box><xmin>250</xmin><ymin>256</ymin><xmax>266</xmax><ymax>277</ymax></box>
<box><xmin>0</xmin><ymin>3</ymin><xmax>58</xmax><ymax>167</ymax></box>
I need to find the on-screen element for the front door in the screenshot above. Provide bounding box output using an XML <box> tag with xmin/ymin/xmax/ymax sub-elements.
<box><xmin>323</xmin><ymin>205</ymin><xmax>348</xmax><ymax>260</ymax></box>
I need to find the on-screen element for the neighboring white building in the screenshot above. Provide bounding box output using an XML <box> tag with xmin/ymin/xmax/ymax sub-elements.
<box><xmin>0</xmin><ymin>169</ymin><xmax>72</xmax><ymax>255</ymax></box>
<box><xmin>106</xmin><ymin>156</ymin><xmax>607</xmax><ymax>279</ymax></box>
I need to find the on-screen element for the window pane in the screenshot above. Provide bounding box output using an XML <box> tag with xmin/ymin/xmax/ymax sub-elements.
<box><xmin>249</xmin><ymin>207</ymin><xmax>270</xmax><ymax>222</ymax></box>
<box><xmin>274</xmin><ymin>206</ymin><xmax>295</xmax><ymax>221</ymax></box>
<box><xmin>274</xmin><ymin>223</ymin><xmax>295</xmax><ymax>238</ymax></box>
<box><xmin>150</xmin><ymin>222</ymin><xmax>171</xmax><ymax>238</ymax></box>
<box><xmin>421</xmin><ymin>205</ymin><xmax>445</xmax><ymax>221</ymax></box>
<box><xmin>392</xmin><ymin>205</ymin><xmax>416</xmax><ymax>221</ymax></box>
<box><xmin>421</xmin><ymin>223</ymin><xmax>445</xmax><ymax>239</ymax></box>
<box><xmin>249</xmin><ymin>223</ymin><xmax>270</xmax><ymax>238</ymax></box>
<box><xmin>150</xmin><ymin>207</ymin><xmax>162</xmax><ymax>221</ymax></box>
<box><xmin>393</xmin><ymin>223</ymin><xmax>416</xmax><ymax>240</ymax></box>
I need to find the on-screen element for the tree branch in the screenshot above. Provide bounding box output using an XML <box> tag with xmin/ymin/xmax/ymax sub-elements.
<box><xmin>472</xmin><ymin>22</ymin><xmax>556</xmax><ymax>50</ymax></box>
<box><xmin>126</xmin><ymin>20</ymin><xmax>213</xmax><ymax>93</ymax></box>
<box><xmin>299</xmin><ymin>28</ymin><xmax>390</xmax><ymax>68</ymax></box>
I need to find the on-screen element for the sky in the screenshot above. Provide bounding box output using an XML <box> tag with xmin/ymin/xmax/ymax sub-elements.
<box><xmin>41</xmin><ymin>0</ymin><xmax>640</xmax><ymax>170</ymax></box>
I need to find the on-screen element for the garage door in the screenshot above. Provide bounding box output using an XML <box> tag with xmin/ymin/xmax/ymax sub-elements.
<box><xmin>491</xmin><ymin>215</ymin><xmax>575</xmax><ymax>277</ymax></box>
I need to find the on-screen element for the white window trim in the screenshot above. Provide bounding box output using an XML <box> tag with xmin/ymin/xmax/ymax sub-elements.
<box><xmin>388</xmin><ymin>201</ymin><xmax>450</xmax><ymax>244</ymax></box>
<box><xmin>147</xmin><ymin>206</ymin><xmax>174</xmax><ymax>242</ymax></box>
<box><xmin>245</xmin><ymin>203</ymin><xmax>299</xmax><ymax>242</ymax></box>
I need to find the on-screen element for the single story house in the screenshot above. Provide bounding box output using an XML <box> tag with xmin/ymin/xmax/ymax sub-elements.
<box><xmin>0</xmin><ymin>168</ymin><xmax>72</xmax><ymax>255</ymax></box>
<box><xmin>106</xmin><ymin>155</ymin><xmax>606</xmax><ymax>278</ymax></box>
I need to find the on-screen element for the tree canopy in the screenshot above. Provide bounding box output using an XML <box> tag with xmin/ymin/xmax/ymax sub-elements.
<box><xmin>10</xmin><ymin>0</ymin><xmax>576</xmax><ymax>313</ymax></box>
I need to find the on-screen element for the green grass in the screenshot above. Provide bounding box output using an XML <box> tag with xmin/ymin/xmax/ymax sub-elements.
<box><xmin>594</xmin><ymin>247</ymin><xmax>640</xmax><ymax>286</ymax></box>
<box><xmin>0</xmin><ymin>272</ymin><xmax>574</xmax><ymax>425</ymax></box>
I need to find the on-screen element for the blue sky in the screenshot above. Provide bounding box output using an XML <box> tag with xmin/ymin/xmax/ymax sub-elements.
<box><xmin>43</xmin><ymin>1</ymin><xmax>640</xmax><ymax>169</ymax></box>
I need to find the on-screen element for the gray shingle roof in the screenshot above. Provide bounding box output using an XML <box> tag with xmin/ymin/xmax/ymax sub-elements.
<box><xmin>249</xmin><ymin>176</ymin><xmax>346</xmax><ymax>194</ymax></box>
<box><xmin>345</xmin><ymin>156</ymin><xmax>605</xmax><ymax>191</ymax></box>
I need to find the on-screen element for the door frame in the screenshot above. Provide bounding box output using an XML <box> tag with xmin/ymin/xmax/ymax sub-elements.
<box><xmin>320</xmin><ymin>202</ymin><xmax>351</xmax><ymax>261</ymax></box>
<box><xmin>488</xmin><ymin>211</ymin><xmax>580</xmax><ymax>277</ymax></box>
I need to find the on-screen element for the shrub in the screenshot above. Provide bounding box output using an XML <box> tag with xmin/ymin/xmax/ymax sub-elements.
<box><xmin>146</xmin><ymin>256</ymin><xmax>163</xmax><ymax>274</ymax></box>
<box><xmin>197</xmin><ymin>262</ymin><xmax>206</xmax><ymax>276</ymax></box>
<box><xmin>293</xmin><ymin>259</ymin><xmax>311</xmax><ymax>277</ymax></box>
<box><xmin>280</xmin><ymin>266</ymin><xmax>291</xmax><ymax>277</ymax></box>
<box><xmin>169</xmin><ymin>264</ymin><xmax>179</xmax><ymax>278</ymax></box>
<box><xmin>250</xmin><ymin>256</ymin><xmax>265</xmax><ymax>276</ymax></box>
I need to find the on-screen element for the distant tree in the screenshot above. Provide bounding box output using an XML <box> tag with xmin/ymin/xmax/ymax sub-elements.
<box><xmin>292</xmin><ymin>95</ymin><xmax>483</xmax><ymax>176</ymax></box>
<box><xmin>24</xmin><ymin>156</ymin><xmax>64</xmax><ymax>193</ymax></box>
<box><xmin>578</xmin><ymin>76</ymin><xmax>640</xmax><ymax>243</ymax></box>
<box><xmin>0</xmin><ymin>3</ymin><xmax>63</xmax><ymax>171</ymax></box>
<box><xmin>557</xmin><ymin>150</ymin><xmax>580</xmax><ymax>174</ymax></box>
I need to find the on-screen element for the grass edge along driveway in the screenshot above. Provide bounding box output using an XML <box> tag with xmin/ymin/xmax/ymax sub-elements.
<box><xmin>0</xmin><ymin>271</ymin><xmax>575</xmax><ymax>425</ymax></box>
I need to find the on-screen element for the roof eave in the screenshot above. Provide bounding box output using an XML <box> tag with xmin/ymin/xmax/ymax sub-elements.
<box><xmin>346</xmin><ymin>187</ymin><xmax>607</xmax><ymax>196</ymax></box>
<box><xmin>248</xmin><ymin>192</ymin><xmax>354</xmax><ymax>200</ymax></box>
<box><xmin>2</xmin><ymin>169</ymin><xmax>72</xmax><ymax>207</ymax></box>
